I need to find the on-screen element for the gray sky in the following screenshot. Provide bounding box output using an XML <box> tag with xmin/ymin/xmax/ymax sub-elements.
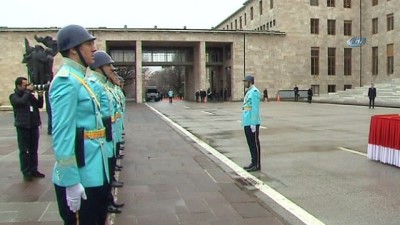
<box><xmin>1</xmin><ymin>0</ymin><xmax>245</xmax><ymax>29</ymax></box>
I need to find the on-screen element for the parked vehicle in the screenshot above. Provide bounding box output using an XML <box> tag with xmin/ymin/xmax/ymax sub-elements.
<box><xmin>145</xmin><ymin>86</ymin><xmax>161</xmax><ymax>102</ymax></box>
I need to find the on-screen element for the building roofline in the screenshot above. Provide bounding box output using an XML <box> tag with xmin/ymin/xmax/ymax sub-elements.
<box><xmin>213</xmin><ymin>2</ymin><xmax>248</xmax><ymax>29</ymax></box>
<box><xmin>0</xmin><ymin>26</ymin><xmax>285</xmax><ymax>36</ymax></box>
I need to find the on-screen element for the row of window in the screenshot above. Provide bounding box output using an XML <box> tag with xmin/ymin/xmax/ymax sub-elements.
<box><xmin>310</xmin><ymin>0</ymin><xmax>391</xmax><ymax>7</ymax></box>
<box><xmin>373</xmin><ymin>0</ymin><xmax>392</xmax><ymax>6</ymax></box>
<box><xmin>310</xmin><ymin>0</ymin><xmax>351</xmax><ymax>8</ymax></box>
<box><xmin>311</xmin><ymin>19</ymin><xmax>352</xmax><ymax>35</ymax></box>
<box><xmin>310</xmin><ymin>14</ymin><xmax>394</xmax><ymax>36</ymax></box>
<box><xmin>310</xmin><ymin>45</ymin><xmax>394</xmax><ymax>76</ymax></box>
<box><xmin>309</xmin><ymin>84</ymin><xmax>352</xmax><ymax>95</ymax></box>
<box><xmin>256</xmin><ymin>20</ymin><xmax>276</xmax><ymax>31</ymax></box>
<box><xmin>311</xmin><ymin>48</ymin><xmax>352</xmax><ymax>75</ymax></box>
<box><xmin>224</xmin><ymin>0</ymin><xmax>274</xmax><ymax>30</ymax></box>
<box><xmin>372</xmin><ymin>14</ymin><xmax>394</xmax><ymax>34</ymax></box>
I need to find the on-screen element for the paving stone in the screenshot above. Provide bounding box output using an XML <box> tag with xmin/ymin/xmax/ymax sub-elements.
<box><xmin>0</xmin><ymin>104</ymin><xmax>285</xmax><ymax>225</ymax></box>
<box><xmin>231</xmin><ymin>202</ymin><xmax>275</xmax><ymax>218</ymax></box>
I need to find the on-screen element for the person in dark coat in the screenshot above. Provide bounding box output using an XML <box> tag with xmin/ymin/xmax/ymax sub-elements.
<box><xmin>307</xmin><ymin>87</ymin><xmax>313</xmax><ymax>103</ymax></box>
<box><xmin>368</xmin><ymin>83</ymin><xmax>377</xmax><ymax>109</ymax></box>
<box><xmin>9</xmin><ymin>77</ymin><xmax>45</xmax><ymax>181</ymax></box>
<box><xmin>263</xmin><ymin>88</ymin><xmax>269</xmax><ymax>102</ymax></box>
<box><xmin>293</xmin><ymin>85</ymin><xmax>299</xmax><ymax>101</ymax></box>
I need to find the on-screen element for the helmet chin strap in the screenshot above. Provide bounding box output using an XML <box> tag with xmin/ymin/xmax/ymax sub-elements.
<box><xmin>100</xmin><ymin>67</ymin><xmax>108</xmax><ymax>80</ymax></box>
<box><xmin>75</xmin><ymin>47</ymin><xmax>88</xmax><ymax>68</ymax></box>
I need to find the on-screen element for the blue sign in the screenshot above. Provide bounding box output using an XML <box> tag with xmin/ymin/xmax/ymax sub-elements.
<box><xmin>347</xmin><ymin>37</ymin><xmax>367</xmax><ymax>47</ymax></box>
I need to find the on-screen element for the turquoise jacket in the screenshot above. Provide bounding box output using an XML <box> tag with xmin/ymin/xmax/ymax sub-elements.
<box><xmin>49</xmin><ymin>58</ymin><xmax>109</xmax><ymax>188</ymax></box>
<box><xmin>242</xmin><ymin>85</ymin><xmax>261</xmax><ymax>126</ymax></box>
<box><xmin>107</xmin><ymin>81</ymin><xmax>123</xmax><ymax>143</ymax></box>
<box><xmin>115</xmin><ymin>85</ymin><xmax>125</xmax><ymax>132</ymax></box>
<box><xmin>87</xmin><ymin>71</ymin><xmax>115</xmax><ymax>158</ymax></box>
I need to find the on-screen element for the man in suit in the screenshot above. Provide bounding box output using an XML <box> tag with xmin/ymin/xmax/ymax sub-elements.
<box><xmin>368</xmin><ymin>83</ymin><xmax>377</xmax><ymax>109</ymax></box>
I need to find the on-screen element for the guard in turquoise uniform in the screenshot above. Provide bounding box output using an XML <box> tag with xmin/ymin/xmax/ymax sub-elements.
<box><xmin>49</xmin><ymin>24</ymin><xmax>109</xmax><ymax>225</ymax></box>
<box><xmin>242</xmin><ymin>75</ymin><xmax>261</xmax><ymax>172</ymax></box>
<box><xmin>109</xmin><ymin>74</ymin><xmax>125</xmax><ymax>159</ymax></box>
<box><xmin>106</xmin><ymin>71</ymin><xmax>125</xmax><ymax>187</ymax></box>
<box><xmin>89</xmin><ymin>51</ymin><xmax>124</xmax><ymax>214</ymax></box>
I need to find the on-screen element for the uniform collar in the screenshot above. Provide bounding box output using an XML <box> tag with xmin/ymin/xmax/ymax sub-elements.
<box><xmin>106</xmin><ymin>80</ymin><xmax>114</xmax><ymax>88</ymax></box>
<box><xmin>90</xmin><ymin>70</ymin><xmax>107</xmax><ymax>83</ymax></box>
<box><xmin>63</xmin><ymin>57</ymin><xmax>87</xmax><ymax>75</ymax></box>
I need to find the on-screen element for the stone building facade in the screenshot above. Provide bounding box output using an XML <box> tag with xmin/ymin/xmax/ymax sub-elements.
<box><xmin>0</xmin><ymin>0</ymin><xmax>398</xmax><ymax>105</ymax></box>
<box><xmin>0</xmin><ymin>28</ymin><xmax>285</xmax><ymax>104</ymax></box>
<box><xmin>216</xmin><ymin>0</ymin><xmax>400</xmax><ymax>95</ymax></box>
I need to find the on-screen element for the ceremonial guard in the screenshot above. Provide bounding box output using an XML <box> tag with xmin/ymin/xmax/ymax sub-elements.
<box><xmin>49</xmin><ymin>24</ymin><xmax>109</xmax><ymax>225</ymax></box>
<box><xmin>89</xmin><ymin>51</ymin><xmax>124</xmax><ymax>214</ymax></box>
<box><xmin>106</xmin><ymin>68</ymin><xmax>125</xmax><ymax>186</ymax></box>
<box><xmin>241</xmin><ymin>75</ymin><xmax>261</xmax><ymax>172</ymax></box>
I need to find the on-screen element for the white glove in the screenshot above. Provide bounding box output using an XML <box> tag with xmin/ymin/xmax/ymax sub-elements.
<box><xmin>250</xmin><ymin>125</ymin><xmax>256</xmax><ymax>133</ymax></box>
<box><xmin>66</xmin><ymin>183</ymin><xmax>87</xmax><ymax>213</ymax></box>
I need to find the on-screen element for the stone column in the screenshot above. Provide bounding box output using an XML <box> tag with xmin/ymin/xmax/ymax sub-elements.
<box><xmin>135</xmin><ymin>41</ymin><xmax>143</xmax><ymax>103</ymax></box>
<box><xmin>194</xmin><ymin>41</ymin><xmax>207</xmax><ymax>92</ymax></box>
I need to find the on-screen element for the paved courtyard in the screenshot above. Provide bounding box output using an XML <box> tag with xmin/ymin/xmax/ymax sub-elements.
<box><xmin>149</xmin><ymin>100</ymin><xmax>400</xmax><ymax>225</ymax></box>
<box><xmin>1</xmin><ymin>99</ymin><xmax>400</xmax><ymax>225</ymax></box>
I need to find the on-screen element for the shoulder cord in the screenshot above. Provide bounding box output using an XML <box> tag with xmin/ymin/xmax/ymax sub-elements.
<box><xmin>70</xmin><ymin>73</ymin><xmax>101</xmax><ymax>111</ymax></box>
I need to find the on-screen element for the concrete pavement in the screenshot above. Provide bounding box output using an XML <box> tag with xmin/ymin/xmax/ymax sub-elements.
<box><xmin>149</xmin><ymin>100</ymin><xmax>400</xmax><ymax>225</ymax></box>
<box><xmin>0</xmin><ymin>103</ymin><xmax>284</xmax><ymax>225</ymax></box>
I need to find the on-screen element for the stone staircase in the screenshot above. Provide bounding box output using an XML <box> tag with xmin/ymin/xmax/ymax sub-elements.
<box><xmin>313</xmin><ymin>78</ymin><xmax>400</xmax><ymax>108</ymax></box>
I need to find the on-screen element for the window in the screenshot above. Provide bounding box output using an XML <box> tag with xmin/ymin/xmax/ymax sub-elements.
<box><xmin>372</xmin><ymin>18</ymin><xmax>378</xmax><ymax>34</ymax></box>
<box><xmin>259</xmin><ymin>1</ymin><xmax>263</xmax><ymax>15</ymax></box>
<box><xmin>387</xmin><ymin>13</ymin><xmax>394</xmax><ymax>31</ymax></box>
<box><xmin>245</xmin><ymin>13</ymin><xmax>247</xmax><ymax>25</ymax></box>
<box><xmin>250</xmin><ymin>7</ymin><xmax>254</xmax><ymax>20</ymax></box>
<box><xmin>327</xmin><ymin>0</ymin><xmax>335</xmax><ymax>7</ymax></box>
<box><xmin>344</xmin><ymin>20</ymin><xmax>352</xmax><ymax>35</ymax></box>
<box><xmin>311</xmin><ymin>47</ymin><xmax>320</xmax><ymax>75</ymax></box>
<box><xmin>328</xmin><ymin>48</ymin><xmax>336</xmax><ymax>75</ymax></box>
<box><xmin>273</xmin><ymin>19</ymin><xmax>276</xmax><ymax>26</ymax></box>
<box><xmin>240</xmin><ymin>16</ymin><xmax>243</xmax><ymax>29</ymax></box>
<box><xmin>372</xmin><ymin>0</ymin><xmax>378</xmax><ymax>6</ymax></box>
<box><xmin>328</xmin><ymin>85</ymin><xmax>336</xmax><ymax>93</ymax></box>
<box><xmin>110</xmin><ymin>50</ymin><xmax>135</xmax><ymax>62</ymax></box>
<box><xmin>344</xmin><ymin>48</ymin><xmax>352</xmax><ymax>75</ymax></box>
<box><xmin>387</xmin><ymin>44</ymin><xmax>394</xmax><ymax>74</ymax></box>
<box><xmin>344</xmin><ymin>0</ymin><xmax>351</xmax><ymax>8</ymax></box>
<box><xmin>267</xmin><ymin>23</ymin><xmax>269</xmax><ymax>29</ymax></box>
<box><xmin>344</xmin><ymin>85</ymin><xmax>352</xmax><ymax>90</ymax></box>
<box><xmin>270</xmin><ymin>0</ymin><xmax>273</xmax><ymax>9</ymax></box>
<box><xmin>328</xmin><ymin>19</ymin><xmax>336</xmax><ymax>35</ymax></box>
<box><xmin>372</xmin><ymin>47</ymin><xmax>378</xmax><ymax>75</ymax></box>
<box><xmin>310</xmin><ymin>0</ymin><xmax>319</xmax><ymax>6</ymax></box>
<box><xmin>235</xmin><ymin>19</ymin><xmax>238</xmax><ymax>30</ymax></box>
<box><xmin>230</xmin><ymin>22</ymin><xmax>233</xmax><ymax>30</ymax></box>
<box><xmin>311</xmin><ymin>18</ymin><xmax>319</xmax><ymax>34</ymax></box>
<box><xmin>311</xmin><ymin>85</ymin><xmax>320</xmax><ymax>96</ymax></box>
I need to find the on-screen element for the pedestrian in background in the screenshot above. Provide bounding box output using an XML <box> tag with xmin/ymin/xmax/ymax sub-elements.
<box><xmin>9</xmin><ymin>77</ymin><xmax>45</xmax><ymax>181</ymax></box>
<box><xmin>307</xmin><ymin>86</ymin><xmax>313</xmax><ymax>103</ymax></box>
<box><xmin>263</xmin><ymin>88</ymin><xmax>268</xmax><ymax>102</ymax></box>
<box><xmin>168</xmin><ymin>89</ymin><xmax>174</xmax><ymax>103</ymax></box>
<box><xmin>368</xmin><ymin>83</ymin><xmax>376</xmax><ymax>109</ymax></box>
<box><xmin>293</xmin><ymin>85</ymin><xmax>299</xmax><ymax>101</ymax></box>
<box><xmin>242</xmin><ymin>75</ymin><xmax>261</xmax><ymax>172</ymax></box>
